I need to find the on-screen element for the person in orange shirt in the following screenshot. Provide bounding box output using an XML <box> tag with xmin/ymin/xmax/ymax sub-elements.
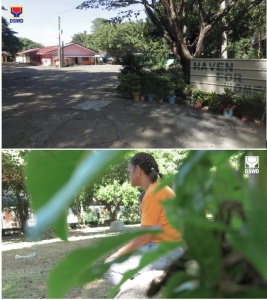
<box><xmin>104</xmin><ymin>152</ymin><xmax>183</xmax><ymax>285</ymax></box>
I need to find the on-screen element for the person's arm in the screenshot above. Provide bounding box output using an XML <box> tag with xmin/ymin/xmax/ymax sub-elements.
<box><xmin>105</xmin><ymin>189</ymin><xmax>163</xmax><ymax>262</ymax></box>
<box><xmin>105</xmin><ymin>226</ymin><xmax>153</xmax><ymax>262</ymax></box>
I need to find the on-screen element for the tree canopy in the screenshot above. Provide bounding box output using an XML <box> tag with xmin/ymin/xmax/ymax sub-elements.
<box><xmin>2</xmin><ymin>150</ymin><xmax>30</xmax><ymax>232</ymax></box>
<box><xmin>77</xmin><ymin>0</ymin><xmax>266</xmax><ymax>81</ymax></box>
<box><xmin>71</xmin><ymin>31</ymin><xmax>99</xmax><ymax>52</ymax></box>
<box><xmin>18</xmin><ymin>37</ymin><xmax>43</xmax><ymax>51</ymax></box>
<box><xmin>2</xmin><ymin>17</ymin><xmax>22</xmax><ymax>56</ymax></box>
<box><xmin>71</xmin><ymin>18</ymin><xmax>169</xmax><ymax>63</ymax></box>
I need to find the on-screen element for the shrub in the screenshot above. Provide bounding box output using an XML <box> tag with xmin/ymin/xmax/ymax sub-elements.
<box><xmin>118</xmin><ymin>73</ymin><xmax>141</xmax><ymax>93</ymax></box>
<box><xmin>235</xmin><ymin>92</ymin><xmax>266</xmax><ymax>122</ymax></box>
<box><xmin>120</xmin><ymin>53</ymin><xmax>144</xmax><ymax>75</ymax></box>
<box><xmin>142</xmin><ymin>72</ymin><xmax>158</xmax><ymax>95</ymax></box>
<box><xmin>84</xmin><ymin>211</ymin><xmax>98</xmax><ymax>224</ymax></box>
<box><xmin>118</xmin><ymin>206</ymin><xmax>141</xmax><ymax>224</ymax></box>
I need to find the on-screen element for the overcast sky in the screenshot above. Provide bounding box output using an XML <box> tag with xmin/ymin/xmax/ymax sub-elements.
<box><xmin>3</xmin><ymin>0</ymin><xmax>146</xmax><ymax>46</ymax></box>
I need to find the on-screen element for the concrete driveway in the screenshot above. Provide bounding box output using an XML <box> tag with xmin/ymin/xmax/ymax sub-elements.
<box><xmin>2</xmin><ymin>63</ymin><xmax>266</xmax><ymax>149</ymax></box>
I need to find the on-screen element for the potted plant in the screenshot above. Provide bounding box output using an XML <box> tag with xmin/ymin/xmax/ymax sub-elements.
<box><xmin>140</xmin><ymin>74</ymin><xmax>146</xmax><ymax>101</ymax></box>
<box><xmin>175</xmin><ymin>78</ymin><xmax>186</xmax><ymax>104</ymax></box>
<box><xmin>183</xmin><ymin>84</ymin><xmax>194</xmax><ymax>107</ymax></box>
<box><xmin>219</xmin><ymin>88</ymin><xmax>236</xmax><ymax>118</ymax></box>
<box><xmin>190</xmin><ymin>89</ymin><xmax>206</xmax><ymax>110</ymax></box>
<box><xmin>207</xmin><ymin>91</ymin><xmax>220</xmax><ymax>113</ymax></box>
<box><xmin>143</xmin><ymin>73</ymin><xmax>157</xmax><ymax>102</ymax></box>
<box><xmin>236</xmin><ymin>92</ymin><xmax>266</xmax><ymax>124</ymax></box>
<box><xmin>118</xmin><ymin>73</ymin><xmax>141</xmax><ymax>101</ymax></box>
<box><xmin>154</xmin><ymin>75</ymin><xmax>168</xmax><ymax>103</ymax></box>
<box><xmin>166</xmin><ymin>81</ymin><xmax>176</xmax><ymax>104</ymax></box>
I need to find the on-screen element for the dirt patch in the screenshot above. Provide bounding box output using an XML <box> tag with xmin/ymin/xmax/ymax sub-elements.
<box><xmin>2</xmin><ymin>226</ymin><xmax>139</xmax><ymax>299</ymax></box>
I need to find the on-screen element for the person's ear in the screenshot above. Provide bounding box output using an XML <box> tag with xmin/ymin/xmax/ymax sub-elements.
<box><xmin>136</xmin><ymin>165</ymin><xmax>141</xmax><ymax>176</ymax></box>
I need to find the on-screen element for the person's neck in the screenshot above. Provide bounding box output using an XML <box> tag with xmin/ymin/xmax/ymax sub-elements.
<box><xmin>141</xmin><ymin>180</ymin><xmax>156</xmax><ymax>192</ymax></box>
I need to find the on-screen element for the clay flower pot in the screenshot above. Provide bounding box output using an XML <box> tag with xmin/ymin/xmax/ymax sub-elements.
<box><xmin>132</xmin><ymin>91</ymin><xmax>140</xmax><ymax>101</ymax></box>
<box><xmin>192</xmin><ymin>101</ymin><xmax>202</xmax><ymax>110</ymax></box>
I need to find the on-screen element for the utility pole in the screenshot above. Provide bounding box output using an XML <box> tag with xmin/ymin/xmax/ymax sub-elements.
<box><xmin>58</xmin><ymin>16</ymin><xmax>61</xmax><ymax>67</ymax></box>
<box><xmin>62</xmin><ymin>41</ymin><xmax>64</xmax><ymax>66</ymax></box>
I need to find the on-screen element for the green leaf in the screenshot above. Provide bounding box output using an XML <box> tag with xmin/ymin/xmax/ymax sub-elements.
<box><xmin>230</xmin><ymin>189</ymin><xmax>267</xmax><ymax>280</ymax></box>
<box><xmin>25</xmin><ymin>150</ymin><xmax>88</xmax><ymax>240</ymax></box>
<box><xmin>184</xmin><ymin>217</ymin><xmax>222</xmax><ymax>286</ymax></box>
<box><xmin>256</xmin><ymin>151</ymin><xmax>267</xmax><ymax>196</ymax></box>
<box><xmin>48</xmin><ymin>228</ymin><xmax>161</xmax><ymax>298</ymax></box>
<box><xmin>108</xmin><ymin>241</ymin><xmax>183</xmax><ymax>297</ymax></box>
<box><xmin>25</xmin><ymin>150</ymin><xmax>126</xmax><ymax>240</ymax></box>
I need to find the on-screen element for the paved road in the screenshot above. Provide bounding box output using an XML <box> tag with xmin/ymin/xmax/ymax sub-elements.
<box><xmin>2</xmin><ymin>63</ymin><xmax>266</xmax><ymax>149</ymax></box>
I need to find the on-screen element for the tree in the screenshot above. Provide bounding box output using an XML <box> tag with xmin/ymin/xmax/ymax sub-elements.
<box><xmin>2</xmin><ymin>150</ymin><xmax>30</xmax><ymax>233</ymax></box>
<box><xmin>71</xmin><ymin>19</ymin><xmax>111</xmax><ymax>53</ymax></box>
<box><xmin>227</xmin><ymin>3</ymin><xmax>266</xmax><ymax>58</ymax></box>
<box><xmin>72</xmin><ymin>18</ymin><xmax>170</xmax><ymax>63</ymax></box>
<box><xmin>91</xmin><ymin>17</ymin><xmax>109</xmax><ymax>32</ymax></box>
<box><xmin>93</xmin><ymin>152</ymin><xmax>138</xmax><ymax>222</ymax></box>
<box><xmin>71</xmin><ymin>184</ymin><xmax>95</xmax><ymax>225</ymax></box>
<box><xmin>2</xmin><ymin>17</ymin><xmax>22</xmax><ymax>56</ymax></box>
<box><xmin>18</xmin><ymin>37</ymin><xmax>43</xmax><ymax>51</ymax></box>
<box><xmin>95</xmin><ymin>180</ymin><xmax>140</xmax><ymax>222</ymax></box>
<box><xmin>93</xmin><ymin>21</ymin><xmax>145</xmax><ymax>59</ymax></box>
<box><xmin>77</xmin><ymin>0</ymin><xmax>265</xmax><ymax>82</ymax></box>
<box><xmin>71</xmin><ymin>31</ymin><xmax>98</xmax><ymax>52</ymax></box>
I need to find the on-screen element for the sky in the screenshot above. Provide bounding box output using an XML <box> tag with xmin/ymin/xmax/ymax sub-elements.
<box><xmin>3</xmin><ymin>0</ymin><xmax>147</xmax><ymax>46</ymax></box>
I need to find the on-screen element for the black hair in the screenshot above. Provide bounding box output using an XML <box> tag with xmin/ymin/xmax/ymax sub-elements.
<box><xmin>138</xmin><ymin>191</ymin><xmax>145</xmax><ymax>205</ymax></box>
<box><xmin>130</xmin><ymin>152</ymin><xmax>163</xmax><ymax>183</ymax></box>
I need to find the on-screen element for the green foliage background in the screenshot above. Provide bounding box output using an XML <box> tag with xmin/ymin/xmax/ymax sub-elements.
<box><xmin>23</xmin><ymin>150</ymin><xmax>267</xmax><ymax>298</ymax></box>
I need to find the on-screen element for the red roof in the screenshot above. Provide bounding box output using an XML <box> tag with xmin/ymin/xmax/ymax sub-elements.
<box><xmin>49</xmin><ymin>43</ymin><xmax>96</xmax><ymax>57</ymax></box>
<box><xmin>16</xmin><ymin>44</ymin><xmax>96</xmax><ymax>57</ymax></box>
<box><xmin>36</xmin><ymin>46</ymin><xmax>58</xmax><ymax>54</ymax></box>
<box><xmin>17</xmin><ymin>48</ymin><xmax>40</xmax><ymax>55</ymax></box>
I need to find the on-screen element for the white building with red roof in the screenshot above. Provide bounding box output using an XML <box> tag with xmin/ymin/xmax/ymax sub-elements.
<box><xmin>16</xmin><ymin>43</ymin><xmax>97</xmax><ymax>66</ymax></box>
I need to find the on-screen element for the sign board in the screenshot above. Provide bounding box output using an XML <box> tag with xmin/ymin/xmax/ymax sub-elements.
<box><xmin>190</xmin><ymin>59</ymin><xmax>266</xmax><ymax>96</ymax></box>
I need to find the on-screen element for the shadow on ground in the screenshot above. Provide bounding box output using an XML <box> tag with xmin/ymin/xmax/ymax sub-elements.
<box><xmin>2</xmin><ymin>64</ymin><xmax>266</xmax><ymax>149</ymax></box>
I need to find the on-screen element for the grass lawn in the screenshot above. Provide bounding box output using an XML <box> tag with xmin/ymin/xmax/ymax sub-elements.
<box><xmin>2</xmin><ymin>225</ymin><xmax>139</xmax><ymax>299</ymax></box>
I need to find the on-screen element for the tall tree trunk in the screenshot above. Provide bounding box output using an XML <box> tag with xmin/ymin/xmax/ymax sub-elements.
<box><xmin>145</xmin><ymin>1</ymin><xmax>193</xmax><ymax>82</ymax></box>
<box><xmin>15</xmin><ymin>191</ymin><xmax>28</xmax><ymax>234</ymax></box>
<box><xmin>180</xmin><ymin>55</ymin><xmax>191</xmax><ymax>84</ymax></box>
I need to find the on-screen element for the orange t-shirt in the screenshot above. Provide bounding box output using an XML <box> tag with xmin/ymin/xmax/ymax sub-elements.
<box><xmin>141</xmin><ymin>182</ymin><xmax>181</xmax><ymax>243</ymax></box>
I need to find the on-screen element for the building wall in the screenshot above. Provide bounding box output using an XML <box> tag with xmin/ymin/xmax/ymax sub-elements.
<box><xmin>41</xmin><ymin>57</ymin><xmax>52</xmax><ymax>66</ymax></box>
<box><xmin>15</xmin><ymin>55</ymin><xmax>29</xmax><ymax>63</ymax></box>
<box><xmin>78</xmin><ymin>57</ymin><xmax>95</xmax><ymax>65</ymax></box>
<box><xmin>190</xmin><ymin>59</ymin><xmax>266</xmax><ymax>96</ymax></box>
<box><xmin>2</xmin><ymin>210</ymin><xmax>20</xmax><ymax>228</ymax></box>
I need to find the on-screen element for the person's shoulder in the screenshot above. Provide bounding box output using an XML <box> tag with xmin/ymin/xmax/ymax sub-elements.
<box><xmin>162</xmin><ymin>185</ymin><xmax>175</xmax><ymax>197</ymax></box>
<box><xmin>149</xmin><ymin>182</ymin><xmax>175</xmax><ymax>197</ymax></box>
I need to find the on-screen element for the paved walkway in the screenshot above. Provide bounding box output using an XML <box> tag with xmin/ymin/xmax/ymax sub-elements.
<box><xmin>2</xmin><ymin>63</ymin><xmax>266</xmax><ymax>149</ymax></box>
